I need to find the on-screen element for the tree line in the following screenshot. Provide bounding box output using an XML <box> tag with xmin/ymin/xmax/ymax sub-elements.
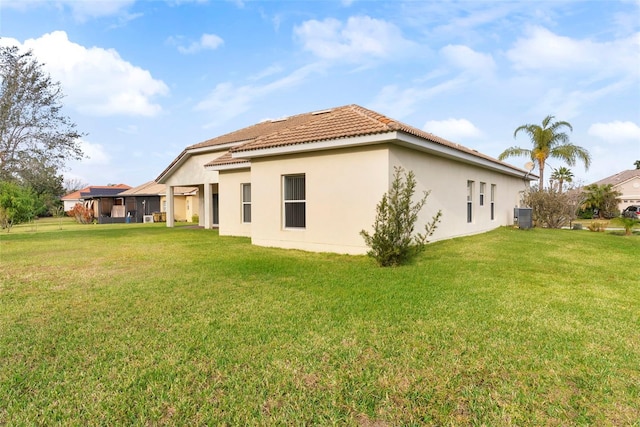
<box><xmin>0</xmin><ymin>45</ymin><xmax>84</xmax><ymax>230</ymax></box>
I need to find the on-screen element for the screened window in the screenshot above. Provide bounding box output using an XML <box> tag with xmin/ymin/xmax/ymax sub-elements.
<box><xmin>490</xmin><ymin>184</ymin><xmax>496</xmax><ymax>220</ymax></box>
<box><xmin>479</xmin><ymin>182</ymin><xmax>486</xmax><ymax>206</ymax></box>
<box><xmin>242</xmin><ymin>183</ymin><xmax>251</xmax><ymax>223</ymax></box>
<box><xmin>284</xmin><ymin>175</ymin><xmax>305</xmax><ymax>228</ymax></box>
<box><xmin>467</xmin><ymin>180</ymin><xmax>474</xmax><ymax>223</ymax></box>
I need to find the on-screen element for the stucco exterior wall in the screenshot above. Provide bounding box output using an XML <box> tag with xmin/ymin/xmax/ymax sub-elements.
<box><xmin>185</xmin><ymin>195</ymin><xmax>199</xmax><ymax>222</ymax></box>
<box><xmin>617</xmin><ymin>176</ymin><xmax>640</xmax><ymax>210</ymax></box>
<box><xmin>249</xmin><ymin>146</ymin><xmax>390</xmax><ymax>254</ymax></box>
<box><xmin>390</xmin><ymin>146</ymin><xmax>527</xmax><ymax>240</ymax></box>
<box><xmin>219</xmin><ymin>169</ymin><xmax>252</xmax><ymax>237</ymax></box>
<box><xmin>63</xmin><ymin>200</ymin><xmax>80</xmax><ymax>212</ymax></box>
<box><xmin>159</xmin><ymin>194</ymin><xmax>199</xmax><ymax>221</ymax></box>
<box><xmin>163</xmin><ymin>152</ymin><xmax>220</xmax><ymax>186</ymax></box>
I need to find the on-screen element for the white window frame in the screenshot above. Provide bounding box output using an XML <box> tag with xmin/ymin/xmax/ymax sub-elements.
<box><xmin>283</xmin><ymin>174</ymin><xmax>306</xmax><ymax>229</ymax></box>
<box><xmin>490</xmin><ymin>184</ymin><xmax>496</xmax><ymax>221</ymax></box>
<box><xmin>479</xmin><ymin>182</ymin><xmax>486</xmax><ymax>207</ymax></box>
<box><xmin>467</xmin><ymin>180</ymin><xmax>474</xmax><ymax>223</ymax></box>
<box><xmin>241</xmin><ymin>183</ymin><xmax>251</xmax><ymax>223</ymax></box>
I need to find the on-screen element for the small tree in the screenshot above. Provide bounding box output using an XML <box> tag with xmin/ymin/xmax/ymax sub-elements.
<box><xmin>620</xmin><ymin>217</ymin><xmax>638</xmax><ymax>236</ymax></box>
<box><xmin>498</xmin><ymin>115</ymin><xmax>590</xmax><ymax>189</ymax></box>
<box><xmin>550</xmin><ymin>167</ymin><xmax>574</xmax><ymax>193</ymax></box>
<box><xmin>581</xmin><ymin>184</ymin><xmax>621</xmax><ymax>219</ymax></box>
<box><xmin>361</xmin><ymin>167</ymin><xmax>442</xmax><ymax>267</ymax></box>
<box><xmin>69</xmin><ymin>202</ymin><xmax>93</xmax><ymax>224</ymax></box>
<box><xmin>51</xmin><ymin>205</ymin><xmax>65</xmax><ymax>230</ymax></box>
<box><xmin>524</xmin><ymin>187</ymin><xmax>582</xmax><ymax>228</ymax></box>
<box><xmin>0</xmin><ymin>181</ymin><xmax>38</xmax><ymax>232</ymax></box>
<box><xmin>0</xmin><ymin>46</ymin><xmax>84</xmax><ymax>183</ymax></box>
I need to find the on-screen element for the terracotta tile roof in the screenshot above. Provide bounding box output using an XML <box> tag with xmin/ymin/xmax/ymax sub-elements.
<box><xmin>162</xmin><ymin>104</ymin><xmax>532</xmax><ymax>178</ymax></box>
<box><xmin>204</xmin><ymin>151</ymin><xmax>251</xmax><ymax>168</ymax></box>
<box><xmin>119</xmin><ymin>181</ymin><xmax>166</xmax><ymax>196</ymax></box>
<box><xmin>160</xmin><ymin>186</ymin><xmax>198</xmax><ymax>196</ymax></box>
<box><xmin>188</xmin><ymin>111</ymin><xmax>323</xmax><ymax>150</ymax></box>
<box><xmin>227</xmin><ymin>104</ymin><xmax>521</xmax><ymax>170</ymax></box>
<box><xmin>230</xmin><ymin>105</ymin><xmax>461</xmax><ymax>153</ymax></box>
<box><xmin>592</xmin><ymin>169</ymin><xmax>640</xmax><ymax>187</ymax></box>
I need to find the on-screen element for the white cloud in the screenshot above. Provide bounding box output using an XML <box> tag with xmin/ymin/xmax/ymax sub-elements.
<box><xmin>441</xmin><ymin>44</ymin><xmax>495</xmax><ymax>75</ymax></box>
<box><xmin>116</xmin><ymin>125</ymin><xmax>139</xmax><ymax>135</ymax></box>
<box><xmin>2</xmin><ymin>0</ymin><xmax>136</xmax><ymax>21</ymax></box>
<box><xmin>65</xmin><ymin>0</ymin><xmax>136</xmax><ymax>21</ymax></box>
<box><xmin>369</xmin><ymin>77</ymin><xmax>466</xmax><ymax>119</ymax></box>
<box><xmin>588</xmin><ymin>121</ymin><xmax>640</xmax><ymax>143</ymax></box>
<box><xmin>170</xmin><ymin>33</ymin><xmax>224</xmax><ymax>54</ymax></box>
<box><xmin>78</xmin><ymin>140</ymin><xmax>111</xmax><ymax>165</ymax></box>
<box><xmin>249</xmin><ymin>65</ymin><xmax>284</xmax><ymax>81</ymax></box>
<box><xmin>423</xmin><ymin>118</ymin><xmax>484</xmax><ymax>141</ymax></box>
<box><xmin>195</xmin><ymin>63</ymin><xmax>325</xmax><ymax>126</ymax></box>
<box><xmin>294</xmin><ymin>16</ymin><xmax>415</xmax><ymax>62</ymax></box>
<box><xmin>507</xmin><ymin>26</ymin><xmax>639</xmax><ymax>79</ymax></box>
<box><xmin>2</xmin><ymin>31</ymin><xmax>168</xmax><ymax>117</ymax></box>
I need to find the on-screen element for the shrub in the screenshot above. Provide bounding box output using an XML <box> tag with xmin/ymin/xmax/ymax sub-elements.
<box><xmin>0</xmin><ymin>181</ymin><xmax>39</xmax><ymax>232</ymax></box>
<box><xmin>620</xmin><ymin>217</ymin><xmax>638</xmax><ymax>236</ymax></box>
<box><xmin>587</xmin><ymin>221</ymin><xmax>608</xmax><ymax>232</ymax></box>
<box><xmin>69</xmin><ymin>203</ymin><xmax>93</xmax><ymax>224</ymax></box>
<box><xmin>192</xmin><ymin>214</ymin><xmax>199</xmax><ymax>223</ymax></box>
<box><xmin>524</xmin><ymin>188</ymin><xmax>581</xmax><ymax>228</ymax></box>
<box><xmin>360</xmin><ymin>167</ymin><xmax>442</xmax><ymax>267</ymax></box>
<box><xmin>581</xmin><ymin>184</ymin><xmax>621</xmax><ymax>219</ymax></box>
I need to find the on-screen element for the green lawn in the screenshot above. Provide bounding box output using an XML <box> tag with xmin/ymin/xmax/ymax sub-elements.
<box><xmin>1</xmin><ymin>222</ymin><xmax>638</xmax><ymax>425</ymax></box>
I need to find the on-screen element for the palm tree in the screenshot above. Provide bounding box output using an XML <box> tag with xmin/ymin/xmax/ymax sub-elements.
<box><xmin>498</xmin><ymin>115</ymin><xmax>591</xmax><ymax>189</ymax></box>
<box><xmin>581</xmin><ymin>184</ymin><xmax>621</xmax><ymax>218</ymax></box>
<box><xmin>634</xmin><ymin>160</ymin><xmax>640</xmax><ymax>170</ymax></box>
<box><xmin>550</xmin><ymin>167</ymin><xmax>574</xmax><ymax>193</ymax></box>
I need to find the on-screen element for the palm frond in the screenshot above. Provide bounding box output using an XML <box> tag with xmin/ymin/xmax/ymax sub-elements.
<box><xmin>498</xmin><ymin>146</ymin><xmax>532</xmax><ymax>161</ymax></box>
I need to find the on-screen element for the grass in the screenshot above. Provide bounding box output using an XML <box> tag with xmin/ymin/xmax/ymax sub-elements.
<box><xmin>1</xmin><ymin>220</ymin><xmax>639</xmax><ymax>425</ymax></box>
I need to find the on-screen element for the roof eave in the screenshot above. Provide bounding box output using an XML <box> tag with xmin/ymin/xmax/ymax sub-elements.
<box><xmin>230</xmin><ymin>130</ymin><xmax>536</xmax><ymax>180</ymax></box>
<box><xmin>231</xmin><ymin>132</ymin><xmax>397</xmax><ymax>159</ymax></box>
<box><xmin>157</xmin><ymin>142</ymin><xmax>246</xmax><ymax>183</ymax></box>
<box><xmin>206</xmin><ymin>161</ymin><xmax>251</xmax><ymax>172</ymax></box>
<box><xmin>395</xmin><ymin>132</ymin><xmax>537</xmax><ymax>179</ymax></box>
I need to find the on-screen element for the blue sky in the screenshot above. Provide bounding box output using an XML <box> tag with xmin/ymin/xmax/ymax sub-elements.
<box><xmin>1</xmin><ymin>0</ymin><xmax>639</xmax><ymax>188</ymax></box>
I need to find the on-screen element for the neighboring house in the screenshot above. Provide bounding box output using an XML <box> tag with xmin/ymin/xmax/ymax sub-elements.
<box><xmin>157</xmin><ymin>104</ymin><xmax>535</xmax><ymax>255</ymax></box>
<box><xmin>78</xmin><ymin>185</ymin><xmax>132</xmax><ymax>223</ymax></box>
<box><xmin>61</xmin><ymin>185</ymin><xmax>131</xmax><ymax>214</ymax></box>
<box><xmin>591</xmin><ymin>169</ymin><xmax>640</xmax><ymax>211</ymax></box>
<box><xmin>118</xmin><ymin>181</ymin><xmax>163</xmax><ymax>223</ymax></box>
<box><xmin>119</xmin><ymin>181</ymin><xmax>198</xmax><ymax>223</ymax></box>
<box><xmin>61</xmin><ymin>189</ymin><xmax>84</xmax><ymax>212</ymax></box>
<box><xmin>159</xmin><ymin>186</ymin><xmax>199</xmax><ymax>222</ymax></box>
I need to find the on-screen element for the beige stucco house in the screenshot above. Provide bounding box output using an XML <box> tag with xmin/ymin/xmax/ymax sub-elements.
<box><xmin>157</xmin><ymin>105</ymin><xmax>535</xmax><ymax>254</ymax></box>
<box><xmin>159</xmin><ymin>186</ymin><xmax>199</xmax><ymax>222</ymax></box>
<box><xmin>590</xmin><ymin>169</ymin><xmax>640</xmax><ymax>211</ymax></box>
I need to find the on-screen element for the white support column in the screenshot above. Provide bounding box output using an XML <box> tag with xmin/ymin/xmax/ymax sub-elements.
<box><xmin>204</xmin><ymin>183</ymin><xmax>213</xmax><ymax>229</ymax></box>
<box><xmin>198</xmin><ymin>185</ymin><xmax>205</xmax><ymax>227</ymax></box>
<box><xmin>166</xmin><ymin>185</ymin><xmax>175</xmax><ymax>227</ymax></box>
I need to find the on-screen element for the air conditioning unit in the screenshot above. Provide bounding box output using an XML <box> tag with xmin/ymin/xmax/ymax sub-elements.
<box><xmin>143</xmin><ymin>215</ymin><xmax>154</xmax><ymax>223</ymax></box>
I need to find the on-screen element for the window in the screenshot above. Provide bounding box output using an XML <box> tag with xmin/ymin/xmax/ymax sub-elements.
<box><xmin>467</xmin><ymin>180</ymin><xmax>474</xmax><ymax>223</ymax></box>
<box><xmin>283</xmin><ymin>175</ymin><xmax>305</xmax><ymax>228</ymax></box>
<box><xmin>490</xmin><ymin>184</ymin><xmax>496</xmax><ymax>220</ymax></box>
<box><xmin>241</xmin><ymin>183</ymin><xmax>251</xmax><ymax>223</ymax></box>
<box><xmin>479</xmin><ymin>182</ymin><xmax>486</xmax><ymax>206</ymax></box>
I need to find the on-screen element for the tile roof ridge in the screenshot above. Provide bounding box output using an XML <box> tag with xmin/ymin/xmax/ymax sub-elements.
<box><xmin>344</xmin><ymin>104</ymin><xmax>397</xmax><ymax>129</ymax></box>
<box><xmin>593</xmin><ymin>169</ymin><xmax>640</xmax><ymax>185</ymax></box>
<box><xmin>231</xmin><ymin>106</ymin><xmax>343</xmax><ymax>152</ymax></box>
